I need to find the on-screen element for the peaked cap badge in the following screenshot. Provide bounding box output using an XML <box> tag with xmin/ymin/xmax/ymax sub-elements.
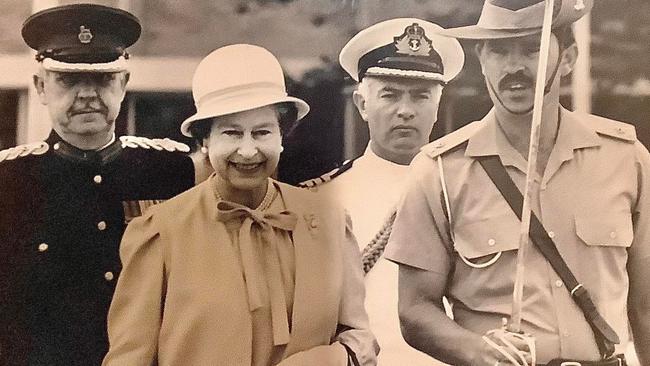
<box><xmin>574</xmin><ymin>0</ymin><xmax>585</xmax><ymax>10</ymax></box>
<box><xmin>394</xmin><ymin>23</ymin><xmax>433</xmax><ymax>57</ymax></box>
<box><xmin>78</xmin><ymin>26</ymin><xmax>93</xmax><ymax>44</ymax></box>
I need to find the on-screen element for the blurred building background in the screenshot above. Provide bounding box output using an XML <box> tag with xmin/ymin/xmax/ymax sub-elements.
<box><xmin>0</xmin><ymin>0</ymin><xmax>648</xmax><ymax>185</ymax></box>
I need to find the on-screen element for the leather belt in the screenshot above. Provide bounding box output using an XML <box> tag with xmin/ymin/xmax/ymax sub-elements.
<box><xmin>541</xmin><ymin>354</ymin><xmax>626</xmax><ymax>366</ymax></box>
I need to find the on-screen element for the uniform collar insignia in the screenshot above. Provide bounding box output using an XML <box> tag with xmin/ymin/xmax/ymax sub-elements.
<box><xmin>394</xmin><ymin>23</ymin><xmax>433</xmax><ymax>56</ymax></box>
<box><xmin>48</xmin><ymin>131</ymin><xmax>121</xmax><ymax>165</ymax></box>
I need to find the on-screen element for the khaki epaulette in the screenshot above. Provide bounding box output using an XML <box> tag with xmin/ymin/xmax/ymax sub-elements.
<box><xmin>586</xmin><ymin>114</ymin><xmax>636</xmax><ymax>143</ymax></box>
<box><xmin>0</xmin><ymin>141</ymin><xmax>49</xmax><ymax>163</ymax></box>
<box><xmin>298</xmin><ymin>159</ymin><xmax>355</xmax><ymax>188</ymax></box>
<box><xmin>422</xmin><ymin>120</ymin><xmax>486</xmax><ymax>159</ymax></box>
<box><xmin>120</xmin><ymin>136</ymin><xmax>190</xmax><ymax>152</ymax></box>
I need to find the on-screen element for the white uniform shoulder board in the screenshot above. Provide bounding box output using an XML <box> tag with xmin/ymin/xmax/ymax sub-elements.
<box><xmin>0</xmin><ymin>141</ymin><xmax>49</xmax><ymax>163</ymax></box>
<box><xmin>586</xmin><ymin>114</ymin><xmax>637</xmax><ymax>143</ymax></box>
<box><xmin>422</xmin><ymin>120</ymin><xmax>485</xmax><ymax>159</ymax></box>
<box><xmin>120</xmin><ymin>136</ymin><xmax>190</xmax><ymax>152</ymax></box>
<box><xmin>298</xmin><ymin>159</ymin><xmax>355</xmax><ymax>188</ymax></box>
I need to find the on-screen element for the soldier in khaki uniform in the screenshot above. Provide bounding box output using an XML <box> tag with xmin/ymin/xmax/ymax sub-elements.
<box><xmin>385</xmin><ymin>0</ymin><xmax>650</xmax><ymax>365</ymax></box>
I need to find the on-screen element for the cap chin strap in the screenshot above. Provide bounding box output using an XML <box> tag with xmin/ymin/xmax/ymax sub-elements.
<box><xmin>41</xmin><ymin>56</ymin><xmax>128</xmax><ymax>73</ymax></box>
<box><xmin>487</xmin><ymin>50</ymin><xmax>562</xmax><ymax>116</ymax></box>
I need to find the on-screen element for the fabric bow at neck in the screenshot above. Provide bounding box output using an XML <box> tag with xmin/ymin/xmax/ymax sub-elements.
<box><xmin>216</xmin><ymin>200</ymin><xmax>298</xmax><ymax>346</ymax></box>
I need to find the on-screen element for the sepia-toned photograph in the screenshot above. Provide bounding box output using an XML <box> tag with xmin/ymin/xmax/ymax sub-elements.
<box><xmin>0</xmin><ymin>0</ymin><xmax>648</xmax><ymax>365</ymax></box>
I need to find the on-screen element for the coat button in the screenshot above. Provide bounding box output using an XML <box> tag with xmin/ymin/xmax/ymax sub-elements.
<box><xmin>93</xmin><ymin>175</ymin><xmax>102</xmax><ymax>184</ymax></box>
<box><xmin>609</xmin><ymin>231</ymin><xmax>617</xmax><ymax>239</ymax></box>
<box><xmin>548</xmin><ymin>231</ymin><xmax>556</xmax><ymax>238</ymax></box>
<box><xmin>97</xmin><ymin>221</ymin><xmax>107</xmax><ymax>231</ymax></box>
<box><xmin>53</xmin><ymin>142</ymin><xmax>60</xmax><ymax>150</ymax></box>
<box><xmin>38</xmin><ymin>243</ymin><xmax>49</xmax><ymax>252</ymax></box>
<box><xmin>104</xmin><ymin>271</ymin><xmax>114</xmax><ymax>281</ymax></box>
<box><xmin>487</xmin><ymin>238</ymin><xmax>496</xmax><ymax>246</ymax></box>
<box><xmin>555</xmin><ymin>280</ymin><xmax>563</xmax><ymax>288</ymax></box>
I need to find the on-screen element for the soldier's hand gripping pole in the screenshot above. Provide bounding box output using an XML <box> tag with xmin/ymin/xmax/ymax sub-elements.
<box><xmin>508</xmin><ymin>0</ymin><xmax>556</xmax><ymax>334</ymax></box>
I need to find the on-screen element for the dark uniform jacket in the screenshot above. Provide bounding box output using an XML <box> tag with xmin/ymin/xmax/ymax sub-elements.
<box><xmin>0</xmin><ymin>131</ymin><xmax>195</xmax><ymax>366</ymax></box>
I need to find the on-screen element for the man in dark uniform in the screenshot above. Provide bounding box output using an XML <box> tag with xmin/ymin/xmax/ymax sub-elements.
<box><xmin>0</xmin><ymin>4</ymin><xmax>195</xmax><ymax>365</ymax></box>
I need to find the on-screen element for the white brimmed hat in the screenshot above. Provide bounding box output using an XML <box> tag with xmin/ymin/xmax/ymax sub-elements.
<box><xmin>440</xmin><ymin>0</ymin><xmax>593</xmax><ymax>39</ymax></box>
<box><xmin>22</xmin><ymin>4</ymin><xmax>141</xmax><ymax>72</ymax></box>
<box><xmin>180</xmin><ymin>44</ymin><xmax>310</xmax><ymax>137</ymax></box>
<box><xmin>339</xmin><ymin>18</ymin><xmax>465</xmax><ymax>83</ymax></box>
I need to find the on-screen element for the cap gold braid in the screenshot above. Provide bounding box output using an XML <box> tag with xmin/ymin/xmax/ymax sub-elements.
<box><xmin>361</xmin><ymin>210</ymin><xmax>397</xmax><ymax>274</ymax></box>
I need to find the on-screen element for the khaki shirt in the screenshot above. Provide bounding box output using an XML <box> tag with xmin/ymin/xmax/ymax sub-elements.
<box><xmin>385</xmin><ymin>108</ymin><xmax>650</xmax><ymax>362</ymax></box>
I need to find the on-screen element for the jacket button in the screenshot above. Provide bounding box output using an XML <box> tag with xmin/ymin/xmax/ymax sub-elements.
<box><xmin>104</xmin><ymin>272</ymin><xmax>114</xmax><ymax>281</ymax></box>
<box><xmin>555</xmin><ymin>280</ymin><xmax>563</xmax><ymax>288</ymax></box>
<box><xmin>548</xmin><ymin>231</ymin><xmax>556</xmax><ymax>238</ymax></box>
<box><xmin>97</xmin><ymin>221</ymin><xmax>107</xmax><ymax>231</ymax></box>
<box><xmin>38</xmin><ymin>243</ymin><xmax>49</xmax><ymax>252</ymax></box>
<box><xmin>487</xmin><ymin>238</ymin><xmax>496</xmax><ymax>246</ymax></box>
<box><xmin>93</xmin><ymin>175</ymin><xmax>102</xmax><ymax>184</ymax></box>
<box><xmin>609</xmin><ymin>231</ymin><xmax>617</xmax><ymax>239</ymax></box>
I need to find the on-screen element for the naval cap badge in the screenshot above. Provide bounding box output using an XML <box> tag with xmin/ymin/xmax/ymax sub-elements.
<box><xmin>78</xmin><ymin>25</ymin><xmax>93</xmax><ymax>44</ymax></box>
<box><xmin>394</xmin><ymin>23</ymin><xmax>433</xmax><ymax>57</ymax></box>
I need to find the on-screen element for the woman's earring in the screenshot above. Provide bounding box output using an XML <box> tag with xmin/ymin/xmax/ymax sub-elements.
<box><xmin>200</xmin><ymin>146</ymin><xmax>208</xmax><ymax>154</ymax></box>
<box><xmin>279</xmin><ymin>146</ymin><xmax>284</xmax><ymax>153</ymax></box>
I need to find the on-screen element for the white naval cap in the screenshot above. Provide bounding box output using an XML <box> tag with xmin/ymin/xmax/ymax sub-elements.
<box><xmin>339</xmin><ymin>18</ymin><xmax>465</xmax><ymax>83</ymax></box>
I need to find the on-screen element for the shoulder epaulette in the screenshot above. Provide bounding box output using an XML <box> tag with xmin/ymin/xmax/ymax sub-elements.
<box><xmin>120</xmin><ymin>136</ymin><xmax>190</xmax><ymax>152</ymax></box>
<box><xmin>298</xmin><ymin>159</ymin><xmax>355</xmax><ymax>188</ymax></box>
<box><xmin>422</xmin><ymin>120</ymin><xmax>486</xmax><ymax>159</ymax></box>
<box><xmin>586</xmin><ymin>114</ymin><xmax>636</xmax><ymax>143</ymax></box>
<box><xmin>0</xmin><ymin>141</ymin><xmax>49</xmax><ymax>163</ymax></box>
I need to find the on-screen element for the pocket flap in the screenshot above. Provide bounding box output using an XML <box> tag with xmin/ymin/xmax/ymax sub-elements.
<box><xmin>454</xmin><ymin>214</ymin><xmax>520</xmax><ymax>259</ymax></box>
<box><xmin>575</xmin><ymin>213</ymin><xmax>633</xmax><ymax>247</ymax></box>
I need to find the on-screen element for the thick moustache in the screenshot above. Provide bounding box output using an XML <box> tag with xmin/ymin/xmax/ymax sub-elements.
<box><xmin>70</xmin><ymin>108</ymin><xmax>105</xmax><ymax>115</ymax></box>
<box><xmin>499</xmin><ymin>74</ymin><xmax>534</xmax><ymax>91</ymax></box>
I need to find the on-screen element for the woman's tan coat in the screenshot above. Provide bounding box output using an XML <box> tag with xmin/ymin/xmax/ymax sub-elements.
<box><xmin>102</xmin><ymin>178</ymin><xmax>378</xmax><ymax>366</ymax></box>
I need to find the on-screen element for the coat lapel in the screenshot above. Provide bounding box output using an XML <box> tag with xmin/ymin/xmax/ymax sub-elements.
<box><xmin>274</xmin><ymin>182</ymin><xmax>342</xmax><ymax>356</ymax></box>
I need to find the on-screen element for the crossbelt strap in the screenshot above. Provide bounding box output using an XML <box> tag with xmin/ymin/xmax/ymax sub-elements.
<box><xmin>477</xmin><ymin>155</ymin><xmax>620</xmax><ymax>359</ymax></box>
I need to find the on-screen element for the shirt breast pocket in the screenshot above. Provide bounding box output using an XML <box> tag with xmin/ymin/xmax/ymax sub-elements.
<box><xmin>574</xmin><ymin>213</ymin><xmax>633</xmax><ymax>248</ymax></box>
<box><xmin>453</xmin><ymin>214</ymin><xmax>520</xmax><ymax>268</ymax></box>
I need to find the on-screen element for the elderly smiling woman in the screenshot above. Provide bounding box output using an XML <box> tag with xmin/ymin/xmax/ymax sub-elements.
<box><xmin>101</xmin><ymin>44</ymin><xmax>378</xmax><ymax>366</ymax></box>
